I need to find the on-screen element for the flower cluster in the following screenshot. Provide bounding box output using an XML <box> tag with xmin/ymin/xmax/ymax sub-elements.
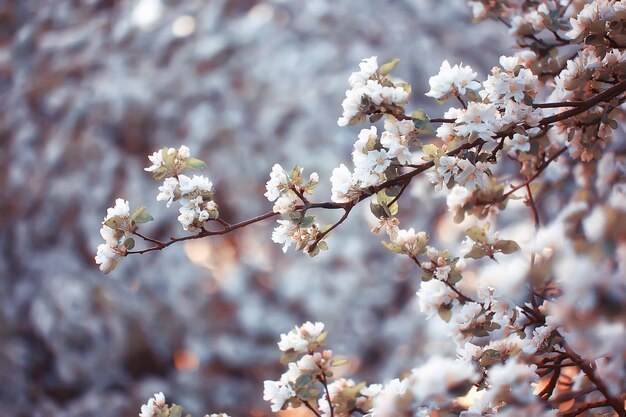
<box><xmin>425</xmin><ymin>60</ymin><xmax>481</xmax><ymax>102</ymax></box>
<box><xmin>110</xmin><ymin>3</ymin><xmax>626</xmax><ymax>416</ymax></box>
<box><xmin>264</xmin><ymin>164</ymin><xmax>326</xmax><ymax>254</ymax></box>
<box><xmin>147</xmin><ymin>146</ymin><xmax>218</xmax><ymax>231</ymax></box>
<box><xmin>332</xmin><ymin>110</ymin><xmax>418</xmax><ymax>205</ymax></box>
<box><xmin>95</xmin><ymin>198</ymin><xmax>153</xmax><ymax>274</ymax></box>
<box><xmin>337</xmin><ymin>56</ymin><xmax>410</xmax><ymax>126</ymax></box>
<box><xmin>138</xmin><ymin>392</ymin><xmax>230</xmax><ymax>417</ymax></box>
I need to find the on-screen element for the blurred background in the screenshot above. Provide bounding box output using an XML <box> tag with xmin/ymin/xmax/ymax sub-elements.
<box><xmin>0</xmin><ymin>1</ymin><xmax>509</xmax><ymax>416</ymax></box>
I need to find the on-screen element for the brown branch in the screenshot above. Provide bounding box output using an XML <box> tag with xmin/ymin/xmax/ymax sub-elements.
<box><xmin>320</xmin><ymin>373</ymin><xmax>335</xmax><ymax>417</ymax></box>
<box><xmin>308</xmin><ymin>205</ymin><xmax>352</xmax><ymax>252</ymax></box>
<box><xmin>525</xmin><ymin>183</ymin><xmax>541</xmax><ymax>230</ymax></box>
<box><xmin>476</xmin><ymin>146</ymin><xmax>567</xmax><ymax>208</ymax></box>
<box><xmin>124</xmin><ymin>80</ymin><xmax>626</xmax><ymax>258</ymax></box>
<box><xmin>562</xmin><ymin>400</ymin><xmax>610</xmax><ymax>417</ymax></box>
<box><xmin>531</xmin><ymin>101</ymin><xmax>584</xmax><ymax>109</ymax></box>
<box><xmin>302</xmin><ymin>399</ymin><xmax>323</xmax><ymax>417</ymax></box>
<box><xmin>539</xmin><ymin>79</ymin><xmax>626</xmax><ymax>126</ymax></box>
<box><xmin>560</xmin><ymin>339</ymin><xmax>626</xmax><ymax>417</ymax></box>
<box><xmin>126</xmin><ymin>210</ymin><xmax>280</xmax><ymax>255</ymax></box>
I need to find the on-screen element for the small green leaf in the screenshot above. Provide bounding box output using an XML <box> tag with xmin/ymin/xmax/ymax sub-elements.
<box><xmin>296</xmin><ymin>374</ymin><xmax>313</xmax><ymax>389</ymax></box>
<box><xmin>164</xmin><ymin>148</ymin><xmax>177</xmax><ymax>168</ymax></box>
<box><xmin>370</xmin><ymin>202</ymin><xmax>387</xmax><ymax>219</ymax></box>
<box><xmin>184</xmin><ymin>157</ymin><xmax>207</xmax><ymax>170</ymax></box>
<box><xmin>494</xmin><ymin>239</ymin><xmax>520</xmax><ymax>254</ymax></box>
<box><xmin>122</xmin><ymin>237</ymin><xmax>135</xmax><ymax>250</ymax></box>
<box><xmin>299</xmin><ymin>216</ymin><xmax>315</xmax><ymax>228</ymax></box>
<box><xmin>151</xmin><ymin>166</ymin><xmax>169</xmax><ymax>180</ymax></box>
<box><xmin>314</xmin><ymin>331</ymin><xmax>328</xmax><ymax>343</ymax></box>
<box><xmin>467</xmin><ymin>225</ymin><xmax>488</xmax><ymax>243</ymax></box>
<box><xmin>169</xmin><ymin>405</ymin><xmax>184</xmax><ymax>417</ymax></box>
<box><xmin>317</xmin><ymin>241</ymin><xmax>329</xmax><ymax>251</ymax></box>
<box><xmin>438</xmin><ymin>306</ymin><xmax>452</xmax><ymax>322</ymax></box>
<box><xmin>464</xmin><ymin>245</ymin><xmax>487</xmax><ymax>259</ymax></box>
<box><xmin>422</xmin><ymin>144</ymin><xmax>438</xmax><ymax>155</ymax></box>
<box><xmin>330</xmin><ymin>358</ymin><xmax>349</xmax><ymax>367</ymax></box>
<box><xmin>131</xmin><ymin>206</ymin><xmax>154</xmax><ymax>223</ymax></box>
<box><xmin>381</xmin><ymin>241</ymin><xmax>404</xmax><ymax>253</ymax></box>
<box><xmin>104</xmin><ymin>216</ymin><xmax>125</xmax><ymax>230</ymax></box>
<box><xmin>379</xmin><ymin>58</ymin><xmax>400</xmax><ymax>76</ymax></box>
<box><xmin>280</xmin><ymin>350</ymin><xmax>300</xmax><ymax>365</ymax></box>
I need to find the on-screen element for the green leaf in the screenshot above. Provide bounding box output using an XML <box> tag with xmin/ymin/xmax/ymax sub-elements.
<box><xmin>299</xmin><ymin>216</ymin><xmax>315</xmax><ymax>228</ymax></box>
<box><xmin>422</xmin><ymin>143</ymin><xmax>438</xmax><ymax>155</ymax></box>
<box><xmin>151</xmin><ymin>166</ymin><xmax>169</xmax><ymax>180</ymax></box>
<box><xmin>464</xmin><ymin>245</ymin><xmax>487</xmax><ymax>259</ymax></box>
<box><xmin>184</xmin><ymin>157</ymin><xmax>207</xmax><ymax>170</ymax></box>
<box><xmin>494</xmin><ymin>239</ymin><xmax>520</xmax><ymax>254</ymax></box>
<box><xmin>169</xmin><ymin>405</ymin><xmax>184</xmax><ymax>417</ymax></box>
<box><xmin>382</xmin><ymin>241</ymin><xmax>404</xmax><ymax>253</ymax></box>
<box><xmin>164</xmin><ymin>148</ymin><xmax>177</xmax><ymax>168</ymax></box>
<box><xmin>314</xmin><ymin>331</ymin><xmax>328</xmax><ymax>343</ymax></box>
<box><xmin>296</xmin><ymin>374</ymin><xmax>313</xmax><ymax>389</ymax></box>
<box><xmin>280</xmin><ymin>350</ymin><xmax>300</xmax><ymax>365</ymax></box>
<box><xmin>131</xmin><ymin>206</ymin><xmax>154</xmax><ymax>223</ymax></box>
<box><xmin>103</xmin><ymin>216</ymin><xmax>125</xmax><ymax>230</ymax></box>
<box><xmin>438</xmin><ymin>306</ymin><xmax>452</xmax><ymax>322</ymax></box>
<box><xmin>289</xmin><ymin>165</ymin><xmax>302</xmax><ymax>182</ymax></box>
<box><xmin>317</xmin><ymin>241</ymin><xmax>329</xmax><ymax>251</ymax></box>
<box><xmin>467</xmin><ymin>225</ymin><xmax>488</xmax><ymax>243</ymax></box>
<box><xmin>122</xmin><ymin>237</ymin><xmax>135</xmax><ymax>250</ymax></box>
<box><xmin>330</xmin><ymin>358</ymin><xmax>349</xmax><ymax>367</ymax></box>
<box><xmin>379</xmin><ymin>58</ymin><xmax>400</xmax><ymax>76</ymax></box>
<box><xmin>370</xmin><ymin>202</ymin><xmax>387</xmax><ymax>219</ymax></box>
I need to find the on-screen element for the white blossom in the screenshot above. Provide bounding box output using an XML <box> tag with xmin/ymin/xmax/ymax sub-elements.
<box><xmin>426</xmin><ymin>60</ymin><xmax>480</xmax><ymax>101</ymax></box>
<box><xmin>330</xmin><ymin>164</ymin><xmax>356</xmax><ymax>203</ymax></box>
<box><xmin>156</xmin><ymin>177</ymin><xmax>179</xmax><ymax>207</ymax></box>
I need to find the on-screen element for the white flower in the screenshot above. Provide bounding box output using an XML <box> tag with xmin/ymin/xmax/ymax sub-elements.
<box><xmin>394</xmin><ymin>228</ymin><xmax>419</xmax><ymax>246</ymax></box>
<box><xmin>139</xmin><ymin>397</ymin><xmax>157</xmax><ymax>417</ymax></box>
<box><xmin>177</xmin><ymin>145</ymin><xmax>190</xmax><ymax>160</ymax></box>
<box><xmin>95</xmin><ymin>242</ymin><xmax>121</xmax><ymax>274</ymax></box>
<box><xmin>265</xmin><ymin>164</ymin><xmax>290</xmax><ymax>202</ymax></box>
<box><xmin>363</xmin><ymin>79</ymin><xmax>384</xmax><ymax>105</ymax></box>
<box><xmin>434</xmin><ymin>265</ymin><xmax>451</xmax><ymax>280</ymax></box>
<box><xmin>273</xmin><ymin>193</ymin><xmax>299</xmax><ymax>215</ymax></box>
<box><xmin>144</xmin><ymin>147</ymin><xmax>174</xmax><ymax>172</ymax></box>
<box><xmin>271</xmin><ymin>220</ymin><xmax>293</xmax><ymax>253</ymax></box>
<box><xmin>454</xmin><ymin>302</ymin><xmax>485</xmax><ymax>335</ymax></box>
<box><xmin>455</xmin><ymin>102</ymin><xmax>499</xmax><ymax>141</ymax></box>
<box><xmin>370</xmin><ymin>378</ymin><xmax>408</xmax><ymax>417</ymax></box>
<box><xmin>381</xmin><ymin>119</ymin><xmax>414</xmax><ymax>165</ymax></box>
<box><xmin>330</xmin><ymin>164</ymin><xmax>355</xmax><ymax>203</ymax></box>
<box><xmin>277</xmin><ymin>321</ymin><xmax>325</xmax><ymax>352</ymax></box>
<box><xmin>106</xmin><ymin>198</ymin><xmax>130</xmax><ymax>220</ymax></box>
<box><xmin>153</xmin><ymin>392</ymin><xmax>165</xmax><ymax>407</ymax></box>
<box><xmin>263</xmin><ymin>379</ymin><xmax>295</xmax><ymax>412</ymax></box>
<box><xmin>410</xmin><ymin>356</ymin><xmax>479</xmax><ymax>403</ymax></box>
<box><xmin>338</xmin><ymin>88</ymin><xmax>365</xmax><ymax>126</ymax></box>
<box><xmin>455</xmin><ymin>159</ymin><xmax>489</xmax><ymax>192</ymax></box>
<box><xmin>381</xmin><ymin>86</ymin><xmax>409</xmax><ymax>104</ymax></box>
<box><xmin>299</xmin><ymin>321</ymin><xmax>325</xmax><ymax>338</ymax></box>
<box><xmin>179</xmin><ymin>174</ymin><xmax>213</xmax><ymax>196</ymax></box>
<box><xmin>437</xmin><ymin>156</ymin><xmax>459</xmax><ymax>184</ymax></box>
<box><xmin>505</xmin><ymin>133</ymin><xmax>530</xmax><ymax>153</ymax></box>
<box><xmin>417</xmin><ymin>279</ymin><xmax>455</xmax><ymax>318</ymax></box>
<box><xmin>447</xmin><ymin>185</ymin><xmax>472</xmax><ymax>214</ymax></box>
<box><xmin>426</xmin><ymin>60</ymin><xmax>481</xmax><ymax>101</ymax></box>
<box><xmin>157</xmin><ymin>177</ymin><xmax>179</xmax><ymax>207</ymax></box>
<box><xmin>355</xmin><ymin>126</ymin><xmax>378</xmax><ymax>154</ymax></box>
